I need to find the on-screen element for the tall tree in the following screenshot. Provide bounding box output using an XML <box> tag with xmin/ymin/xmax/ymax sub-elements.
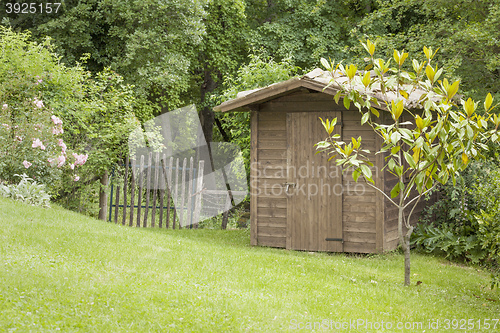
<box><xmin>244</xmin><ymin>0</ymin><xmax>372</xmax><ymax>69</ymax></box>
<box><xmin>2</xmin><ymin>0</ymin><xmax>207</xmax><ymax>112</ymax></box>
<box><xmin>351</xmin><ymin>0</ymin><xmax>500</xmax><ymax>100</ymax></box>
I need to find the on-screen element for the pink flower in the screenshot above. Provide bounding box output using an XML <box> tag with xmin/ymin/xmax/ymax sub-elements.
<box><xmin>23</xmin><ymin>160</ymin><xmax>32</xmax><ymax>168</ymax></box>
<box><xmin>70</xmin><ymin>164</ymin><xmax>75</xmax><ymax>170</ymax></box>
<box><xmin>52</xmin><ymin>126</ymin><xmax>63</xmax><ymax>135</ymax></box>
<box><xmin>57</xmin><ymin>154</ymin><xmax>66</xmax><ymax>168</ymax></box>
<box><xmin>58</xmin><ymin>139</ymin><xmax>67</xmax><ymax>153</ymax></box>
<box><xmin>32</xmin><ymin>138</ymin><xmax>45</xmax><ymax>150</ymax></box>
<box><xmin>1</xmin><ymin>123</ymin><xmax>9</xmax><ymax>129</ymax></box>
<box><xmin>74</xmin><ymin>175</ymin><xmax>80</xmax><ymax>181</ymax></box>
<box><xmin>73</xmin><ymin>153</ymin><xmax>88</xmax><ymax>166</ymax></box>
<box><xmin>33</xmin><ymin>97</ymin><xmax>44</xmax><ymax>108</ymax></box>
<box><xmin>51</xmin><ymin>115</ymin><xmax>62</xmax><ymax>125</ymax></box>
<box><xmin>36</xmin><ymin>79</ymin><xmax>42</xmax><ymax>85</ymax></box>
<box><xmin>2</xmin><ymin>104</ymin><xmax>7</xmax><ymax>110</ymax></box>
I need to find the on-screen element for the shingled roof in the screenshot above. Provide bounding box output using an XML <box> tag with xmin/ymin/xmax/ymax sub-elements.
<box><xmin>214</xmin><ymin>68</ymin><xmax>429</xmax><ymax>113</ymax></box>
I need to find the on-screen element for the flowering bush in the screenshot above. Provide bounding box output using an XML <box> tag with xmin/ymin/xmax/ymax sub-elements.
<box><xmin>0</xmin><ymin>27</ymin><xmax>140</xmax><ymax>216</ymax></box>
<box><xmin>0</xmin><ymin>27</ymin><xmax>91</xmax><ymax>195</ymax></box>
<box><xmin>0</xmin><ymin>95</ymin><xmax>87</xmax><ymax>192</ymax></box>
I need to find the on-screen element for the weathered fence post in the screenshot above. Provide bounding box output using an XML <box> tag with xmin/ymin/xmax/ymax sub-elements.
<box><xmin>151</xmin><ymin>152</ymin><xmax>160</xmax><ymax>227</ymax></box>
<box><xmin>122</xmin><ymin>156</ymin><xmax>129</xmax><ymax>226</ymax></box>
<box><xmin>158</xmin><ymin>154</ymin><xmax>166</xmax><ymax>228</ymax></box>
<box><xmin>98</xmin><ymin>171</ymin><xmax>108</xmax><ymax>220</ymax></box>
<box><xmin>193</xmin><ymin>160</ymin><xmax>204</xmax><ymax>228</ymax></box>
<box><xmin>129</xmin><ymin>158</ymin><xmax>136</xmax><ymax>227</ymax></box>
<box><xmin>174</xmin><ymin>158</ymin><xmax>180</xmax><ymax>229</ymax></box>
<box><xmin>114</xmin><ymin>182</ymin><xmax>120</xmax><ymax>223</ymax></box>
<box><xmin>221</xmin><ymin>191</ymin><xmax>232</xmax><ymax>229</ymax></box>
<box><xmin>136</xmin><ymin>155</ymin><xmax>144</xmax><ymax>227</ymax></box>
<box><xmin>166</xmin><ymin>157</ymin><xmax>174</xmax><ymax>229</ymax></box>
<box><xmin>187</xmin><ymin>157</ymin><xmax>194</xmax><ymax>228</ymax></box>
<box><xmin>143</xmin><ymin>152</ymin><xmax>152</xmax><ymax>227</ymax></box>
<box><xmin>179</xmin><ymin>158</ymin><xmax>187</xmax><ymax>228</ymax></box>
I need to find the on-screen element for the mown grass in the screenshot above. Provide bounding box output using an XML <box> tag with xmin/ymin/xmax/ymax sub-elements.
<box><xmin>0</xmin><ymin>196</ymin><xmax>499</xmax><ymax>332</ymax></box>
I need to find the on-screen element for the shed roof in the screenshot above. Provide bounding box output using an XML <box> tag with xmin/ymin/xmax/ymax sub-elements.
<box><xmin>214</xmin><ymin>68</ymin><xmax>429</xmax><ymax>113</ymax></box>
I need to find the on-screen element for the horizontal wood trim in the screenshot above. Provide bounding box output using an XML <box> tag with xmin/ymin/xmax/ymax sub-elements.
<box><xmin>257</xmin><ymin>197</ymin><xmax>287</xmax><ymax>209</ymax></box>
<box><xmin>258</xmin><ymin>130</ymin><xmax>286</xmax><ymax>139</ymax></box>
<box><xmin>258</xmin><ymin>120</ymin><xmax>285</xmax><ymax>131</ymax></box>
<box><xmin>257</xmin><ymin>216</ymin><xmax>286</xmax><ymax>224</ymax></box>
<box><xmin>258</xmin><ymin>139</ymin><xmax>286</xmax><ymax>150</ymax></box>
<box><xmin>258</xmin><ymin>149</ymin><xmax>287</xmax><ymax>160</ymax></box>
<box><xmin>385</xmin><ymin>238</ymin><xmax>399</xmax><ymax>251</ymax></box>
<box><xmin>257</xmin><ymin>193</ymin><xmax>287</xmax><ymax>199</ymax></box>
<box><xmin>257</xmin><ymin>207</ymin><xmax>287</xmax><ymax>218</ymax></box>
<box><xmin>343</xmin><ymin>202</ymin><xmax>376</xmax><ymax>213</ymax></box>
<box><xmin>344</xmin><ymin>231</ymin><xmax>376</xmax><ymax>244</ymax></box>
<box><xmin>258</xmin><ymin>226</ymin><xmax>286</xmax><ymax>238</ymax></box>
<box><xmin>343</xmin><ymin>241</ymin><xmax>376</xmax><ymax>253</ymax></box>
<box><xmin>256</xmin><ymin>166</ymin><xmax>287</xmax><ymax>179</ymax></box>
<box><xmin>257</xmin><ymin>221</ymin><xmax>286</xmax><ymax>228</ymax></box>
<box><xmin>257</xmin><ymin>159</ymin><xmax>286</xmax><ymax>168</ymax></box>
<box><xmin>257</xmin><ymin>178</ymin><xmax>285</xmax><ymax>187</ymax></box>
<box><xmin>344</xmin><ymin>194</ymin><xmax>376</xmax><ymax>203</ymax></box>
<box><xmin>344</xmin><ymin>221</ymin><xmax>376</xmax><ymax>233</ymax></box>
<box><xmin>258</xmin><ymin>112</ymin><xmax>286</xmax><ymax>121</ymax></box>
<box><xmin>258</xmin><ymin>235</ymin><xmax>286</xmax><ymax>248</ymax></box>
<box><xmin>342</xmin><ymin>212</ymin><xmax>376</xmax><ymax>223</ymax></box>
<box><xmin>386</xmin><ymin>229</ymin><xmax>399</xmax><ymax>243</ymax></box>
<box><xmin>260</xmin><ymin>101</ymin><xmax>338</xmax><ymax>113</ymax></box>
<box><xmin>269</xmin><ymin>92</ymin><xmax>334</xmax><ymax>103</ymax></box>
<box><xmin>385</xmin><ymin>219</ymin><xmax>399</xmax><ymax>233</ymax></box>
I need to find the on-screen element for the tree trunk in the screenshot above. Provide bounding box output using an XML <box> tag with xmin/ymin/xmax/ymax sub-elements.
<box><xmin>199</xmin><ymin>69</ymin><xmax>217</xmax><ymax>148</ymax></box>
<box><xmin>98</xmin><ymin>171</ymin><xmax>109</xmax><ymax>220</ymax></box>
<box><xmin>404</xmin><ymin>232</ymin><xmax>411</xmax><ymax>286</ymax></box>
<box><xmin>400</xmin><ymin>226</ymin><xmax>414</xmax><ymax>286</ymax></box>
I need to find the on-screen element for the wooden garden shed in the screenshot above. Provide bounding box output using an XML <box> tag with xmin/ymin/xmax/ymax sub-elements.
<box><xmin>214</xmin><ymin>69</ymin><xmax>431</xmax><ymax>253</ymax></box>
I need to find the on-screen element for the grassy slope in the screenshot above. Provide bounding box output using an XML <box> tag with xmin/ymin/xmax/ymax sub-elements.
<box><xmin>0</xmin><ymin>196</ymin><xmax>499</xmax><ymax>332</ymax></box>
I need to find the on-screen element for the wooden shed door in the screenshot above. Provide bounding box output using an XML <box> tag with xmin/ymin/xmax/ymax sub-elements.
<box><xmin>286</xmin><ymin>112</ymin><xmax>343</xmax><ymax>252</ymax></box>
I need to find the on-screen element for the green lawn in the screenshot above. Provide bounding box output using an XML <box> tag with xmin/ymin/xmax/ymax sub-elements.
<box><xmin>0</xmin><ymin>196</ymin><xmax>499</xmax><ymax>332</ymax></box>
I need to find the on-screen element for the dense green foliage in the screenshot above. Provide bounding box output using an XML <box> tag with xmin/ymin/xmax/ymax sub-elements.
<box><xmin>213</xmin><ymin>54</ymin><xmax>300</xmax><ymax>172</ymax></box>
<box><xmin>351</xmin><ymin>0</ymin><xmax>500</xmax><ymax>100</ymax></box>
<box><xmin>414</xmin><ymin>161</ymin><xmax>500</xmax><ymax>287</ymax></box>
<box><xmin>1</xmin><ymin>196</ymin><xmax>499</xmax><ymax>330</ymax></box>
<box><xmin>245</xmin><ymin>0</ymin><xmax>371</xmax><ymax>69</ymax></box>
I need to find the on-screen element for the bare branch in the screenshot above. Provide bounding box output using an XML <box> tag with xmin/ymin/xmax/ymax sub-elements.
<box><xmin>365</xmin><ymin>181</ymin><xmax>398</xmax><ymax>207</ymax></box>
<box><xmin>404</xmin><ymin>182</ymin><xmax>438</xmax><ymax>209</ymax></box>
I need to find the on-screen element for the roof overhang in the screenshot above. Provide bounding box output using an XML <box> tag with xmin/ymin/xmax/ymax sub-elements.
<box><xmin>214</xmin><ymin>68</ymin><xmax>428</xmax><ymax>113</ymax></box>
<box><xmin>214</xmin><ymin>76</ymin><xmax>340</xmax><ymax>112</ymax></box>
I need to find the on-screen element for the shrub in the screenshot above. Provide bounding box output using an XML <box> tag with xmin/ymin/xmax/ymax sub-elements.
<box><xmin>0</xmin><ymin>173</ymin><xmax>51</xmax><ymax>207</ymax></box>
<box><xmin>413</xmin><ymin>161</ymin><xmax>500</xmax><ymax>288</ymax></box>
<box><xmin>0</xmin><ymin>27</ymin><xmax>88</xmax><ymax>193</ymax></box>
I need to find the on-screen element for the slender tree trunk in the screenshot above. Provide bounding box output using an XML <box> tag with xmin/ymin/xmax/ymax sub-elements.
<box><xmin>199</xmin><ymin>69</ymin><xmax>217</xmax><ymax>147</ymax></box>
<box><xmin>403</xmin><ymin>231</ymin><xmax>411</xmax><ymax>286</ymax></box>
<box><xmin>397</xmin><ymin>187</ymin><xmax>412</xmax><ymax>286</ymax></box>
<box><xmin>98</xmin><ymin>171</ymin><xmax>109</xmax><ymax>220</ymax></box>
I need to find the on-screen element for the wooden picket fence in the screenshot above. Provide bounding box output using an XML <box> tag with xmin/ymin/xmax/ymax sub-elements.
<box><xmin>108</xmin><ymin>152</ymin><xmax>204</xmax><ymax>228</ymax></box>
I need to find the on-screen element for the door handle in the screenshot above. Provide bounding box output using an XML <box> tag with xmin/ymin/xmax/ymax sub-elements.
<box><xmin>284</xmin><ymin>182</ymin><xmax>296</xmax><ymax>193</ymax></box>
